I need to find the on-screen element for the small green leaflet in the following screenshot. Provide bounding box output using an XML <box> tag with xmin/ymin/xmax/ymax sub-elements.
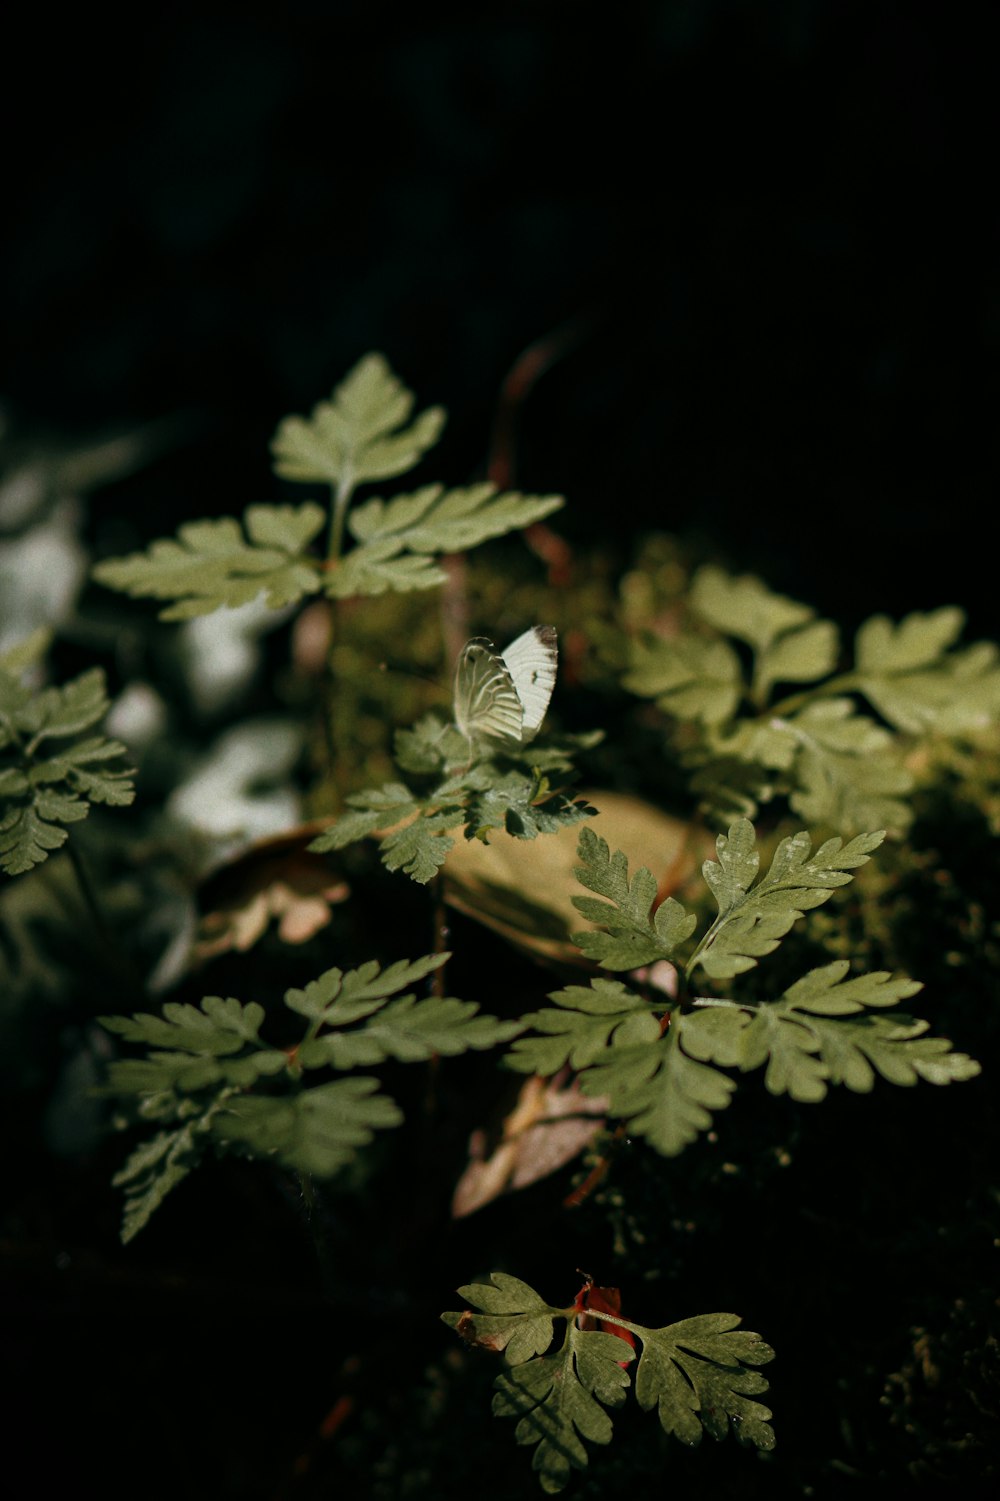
<box><xmin>213</xmin><ymin>1077</ymin><xmax>404</xmax><ymax>1176</ymax></box>
<box><xmin>690</xmin><ymin>565</ymin><xmax>818</xmax><ymax>653</ymax></box>
<box><xmin>348</xmin><ymin>482</ymin><xmax>564</xmax><ymax>553</ymax></box>
<box><xmin>325</xmin><ymin>486</ymin><xmax>564</xmax><ymax>599</ymax></box>
<box><xmin>570</xmin><ymin>826</ymin><xmax>697</xmax><ymax>969</ymax></box>
<box><xmin>853</xmin><ymin>607</ymin><xmax>1000</xmax><ymax>733</ymax></box>
<box><xmin>92</xmin><ymin>503</ymin><xmax>326</xmax><ymax>619</ymax></box>
<box><xmin>271</xmin><ymin>352</ymin><xmax>446</xmax><ymax>487</ymax></box>
<box><xmin>0</xmin><ymin>628</ymin><xmax>52</xmax><ymax>677</ymax></box>
<box><xmin>465</xmin><ymin>772</ymin><xmax>594</xmax><ymax>844</ymax></box>
<box><xmin>113</xmin><ymin>1094</ymin><xmax>231</xmax><ymax>1244</ymax></box>
<box><xmin>443</xmin><ymin>1274</ymin><xmax>774</xmax><ymax>1494</ymax></box>
<box><xmin>103</xmin><ymin>952</ymin><xmax>514</xmax><ymax>1240</ymax></box>
<box><xmin>624</xmin><ymin>634</ymin><xmax>743</xmax><ymax>726</ymax></box>
<box><xmin>442</xmin><ymin>1273</ymin><xmax>562</xmax><ymax>1364</ymax></box>
<box><xmin>506</xmin><ymin>978</ymin><xmax>661</xmax><ymax>1077</ymax></box>
<box><xmin>101</xmin><ymin>996</ymin><xmax>289</xmax><ymax>1093</ymax></box>
<box><xmin>692</xmin><ymin>819</ymin><xmax>884</xmax><ymax>979</ymax></box>
<box><xmin>506</xmin><ymin>980</ymin><xmax>736</xmax><ymax>1157</ymax></box>
<box><xmin>309</xmin><ymin>784</ymin><xmax>422</xmax><ymax>854</ymax></box>
<box><xmin>311</xmin><ymin>762</ymin><xmax>595</xmax><ymax>887</ymax></box>
<box><xmin>632</xmin><ymin>1312</ymin><xmax>775</xmax><ymax>1447</ymax></box>
<box><xmin>684</xmin><ymin>959</ymin><xmax>981</xmax><ymax>1102</ymax></box>
<box><xmin>493</xmin><ymin>1324</ymin><xmax>630</xmax><ymax>1492</ymax></box>
<box><xmin>0</xmin><ymin>662</ymin><xmax>135</xmax><ymax>876</ymax></box>
<box><xmin>690</xmin><ymin>564</ymin><xmax>839</xmax><ymax>702</ymax></box>
<box><xmin>288</xmin><ymin>955</ymin><xmax>520</xmax><ymax>1067</ymax></box>
<box><xmin>324</xmin><ymin>537</ymin><xmax>447</xmax><ymax>598</ymax></box>
<box><xmin>624</xmin><ymin>570</ymin><xmax>1000</xmax><ymax>839</ymax></box>
<box><xmin>583</xmin><ymin>1020</ymin><xmax>739</xmax><ymax>1156</ymax></box>
<box><xmin>692</xmin><ymin>699</ymin><xmax>914</xmax><ymax>834</ymax></box>
<box><xmin>284</xmin><ymin>953</ymin><xmax>450</xmax><ymax>1026</ymax></box>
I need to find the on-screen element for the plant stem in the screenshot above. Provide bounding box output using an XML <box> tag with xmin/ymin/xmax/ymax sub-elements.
<box><xmin>767</xmin><ymin>671</ymin><xmax>859</xmax><ymax>720</ymax></box>
<box><xmin>321</xmin><ymin>475</ymin><xmax>356</xmax><ymax>791</ymax></box>
<box><xmin>430</xmin><ymin>874</ymin><xmax>450</xmax><ymax>998</ymax></box>
<box><xmin>327</xmin><ymin>475</ymin><xmax>354</xmax><ymax>565</ymax></box>
<box><xmin>65</xmin><ymin>838</ymin><xmax>143</xmax><ymax>997</ymax></box>
<box><xmin>66</xmin><ymin>839</ymin><xmax>114</xmax><ymax>949</ymax></box>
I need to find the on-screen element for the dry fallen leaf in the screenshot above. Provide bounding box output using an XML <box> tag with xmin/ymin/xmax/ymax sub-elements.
<box><xmin>451</xmin><ymin>1073</ymin><xmax>609</xmax><ymax>1218</ymax></box>
<box><xmin>443</xmin><ymin>789</ymin><xmax>711</xmax><ymax>966</ymax></box>
<box><xmin>194</xmin><ymin>824</ymin><xmax>348</xmax><ymax>963</ymax></box>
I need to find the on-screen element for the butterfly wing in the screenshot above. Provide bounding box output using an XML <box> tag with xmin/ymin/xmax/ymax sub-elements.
<box><xmin>453</xmin><ymin>638</ymin><xmax>524</xmax><ymax>744</ymax></box>
<box><xmin>500</xmin><ymin>625</ymin><xmax>558</xmax><ymax>741</ymax></box>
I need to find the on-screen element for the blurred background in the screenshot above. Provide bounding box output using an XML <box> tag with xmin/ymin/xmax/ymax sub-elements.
<box><xmin>2</xmin><ymin>0</ymin><xmax>996</xmax><ymax>633</ymax></box>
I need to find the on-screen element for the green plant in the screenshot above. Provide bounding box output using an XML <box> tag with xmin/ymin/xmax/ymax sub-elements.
<box><xmin>4</xmin><ymin>354</ymin><xmax>994</xmax><ymax>1495</ymax></box>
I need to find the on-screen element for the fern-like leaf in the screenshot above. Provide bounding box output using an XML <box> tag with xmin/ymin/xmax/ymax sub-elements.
<box><xmin>308</xmin><ymin>785</ymin><xmax>422</xmax><ymax>853</ymax></box>
<box><xmin>634</xmin><ymin>1313</ymin><xmax>775</xmax><ymax>1447</ymax></box>
<box><xmin>271</xmin><ymin>352</ymin><xmax>446</xmax><ymax>487</ymax></box>
<box><xmin>690</xmin><ymin>564</ymin><xmax>818</xmax><ymax>652</ymax></box>
<box><xmin>854</xmin><ymin>607</ymin><xmax>1000</xmax><ymax>733</ymax></box>
<box><xmin>570</xmin><ymin>827</ymin><xmax>697</xmax><ymax>969</ymax></box>
<box><xmin>443</xmin><ymin>1274</ymin><xmax>773</xmax><ymax>1493</ymax></box>
<box><xmin>442</xmin><ymin>1273</ymin><xmax>562</xmax><ymax>1364</ymax></box>
<box><xmin>101</xmin><ymin>996</ymin><xmax>289</xmax><ymax>1092</ymax></box>
<box><xmin>113</xmin><ymin>1094</ymin><xmax>231</xmax><ymax>1245</ymax></box>
<box><xmin>493</xmin><ymin>1324</ymin><xmax>631</xmax><ymax>1493</ymax></box>
<box><xmin>506</xmin><ymin>981</ymin><xmax>735</xmax><ymax>1155</ymax></box>
<box><xmin>0</xmin><ymin>662</ymin><xmax>135</xmax><ymax>876</ymax></box>
<box><xmin>505</xmin><ymin>979</ymin><xmax>662</xmax><ymax>1077</ymax></box>
<box><xmin>465</xmin><ymin>772</ymin><xmax>595</xmax><ymax>844</ymax></box>
<box><xmin>92</xmin><ymin>504</ymin><xmax>326</xmax><ymax>619</ymax></box>
<box><xmin>348</xmin><ymin>482</ymin><xmax>563</xmax><ymax>553</ymax></box>
<box><xmin>285</xmin><ymin>953</ymin><xmax>449</xmax><ymax>1026</ymax></box>
<box><xmin>213</xmin><ymin>1076</ymin><xmax>403</xmax><ymax>1175</ymax></box>
<box><xmin>693</xmin><ymin>819</ymin><xmax>884</xmax><ymax>979</ymax></box>
<box><xmin>685</xmin><ymin>960</ymin><xmax>980</xmax><ymax>1101</ymax></box>
<box><xmin>584</xmin><ymin>1020</ymin><xmax>739</xmax><ymax>1155</ymax></box>
<box><xmin>104</xmin><ymin>950</ymin><xmax>517</xmax><ymax>1236</ymax></box>
<box><xmin>287</xmin><ymin>954</ymin><xmax>519</xmax><ymax>1066</ymax></box>
<box><xmin>324</xmin><ymin>538</ymin><xmax>447</xmax><ymax>598</ymax></box>
<box><xmin>300</xmin><ymin>994</ymin><xmax>520</xmax><ymax>1067</ymax></box>
<box><xmin>624</xmin><ymin>634</ymin><xmax>743</xmax><ymax>726</ymax></box>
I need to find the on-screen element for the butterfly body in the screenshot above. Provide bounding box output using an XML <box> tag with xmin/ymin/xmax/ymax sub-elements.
<box><xmin>453</xmin><ymin>625</ymin><xmax>557</xmax><ymax>747</ymax></box>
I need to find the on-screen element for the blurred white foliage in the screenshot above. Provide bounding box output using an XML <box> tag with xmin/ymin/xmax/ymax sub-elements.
<box><xmin>181</xmin><ymin>595</ymin><xmax>291</xmax><ymax>714</ymax></box>
<box><xmin>0</xmin><ymin>496</ymin><xmax>88</xmax><ymax>657</ymax></box>
<box><xmin>105</xmin><ymin>682</ymin><xmax>169</xmax><ymax>750</ymax></box>
<box><xmin>166</xmin><ymin>717</ymin><xmax>302</xmax><ymax>851</ymax></box>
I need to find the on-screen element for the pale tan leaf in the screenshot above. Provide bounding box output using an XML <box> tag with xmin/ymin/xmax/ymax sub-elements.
<box><xmin>194</xmin><ymin>825</ymin><xmax>348</xmax><ymax>963</ymax></box>
<box><xmin>443</xmin><ymin>790</ymin><xmax>710</xmax><ymax>965</ymax></box>
<box><xmin>451</xmin><ymin>1073</ymin><xmax>609</xmax><ymax>1218</ymax></box>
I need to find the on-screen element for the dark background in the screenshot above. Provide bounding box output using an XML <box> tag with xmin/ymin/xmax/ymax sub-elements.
<box><xmin>2</xmin><ymin>5</ymin><xmax>999</xmax><ymax>1498</ymax></box>
<box><xmin>2</xmin><ymin>0</ymin><xmax>997</xmax><ymax>633</ymax></box>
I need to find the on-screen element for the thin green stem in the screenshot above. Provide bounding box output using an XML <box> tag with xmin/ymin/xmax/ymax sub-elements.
<box><xmin>684</xmin><ymin>916</ymin><xmax>724</xmax><ymax>981</ymax></box>
<box><xmin>327</xmin><ymin>475</ymin><xmax>354</xmax><ymax>565</ymax></box>
<box><xmin>430</xmin><ymin>874</ymin><xmax>450</xmax><ymax>998</ymax></box>
<box><xmin>767</xmin><ymin>671</ymin><xmax>860</xmax><ymax>720</ymax></box>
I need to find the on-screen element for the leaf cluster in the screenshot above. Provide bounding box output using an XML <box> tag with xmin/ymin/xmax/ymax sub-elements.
<box><xmin>504</xmin><ymin>819</ymin><xmax>979</xmax><ymax>1156</ymax></box>
<box><xmin>93</xmin><ymin>353</ymin><xmax>563</xmax><ymax>617</ymax></box>
<box><xmin>310</xmin><ymin>712</ymin><xmax>599</xmax><ymax>884</ymax></box>
<box><xmin>442</xmin><ymin>1272</ymin><xmax>774</xmax><ymax>1493</ymax></box>
<box><xmin>102</xmin><ymin>952</ymin><xmax>519</xmax><ymax>1240</ymax></box>
<box><xmin>0</xmin><ymin>633</ymin><xmax>135</xmax><ymax>876</ymax></box>
<box><xmin>624</xmin><ymin>565</ymin><xmax>1000</xmax><ymax>834</ymax></box>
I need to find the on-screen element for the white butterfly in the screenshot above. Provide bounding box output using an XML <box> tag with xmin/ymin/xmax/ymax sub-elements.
<box><xmin>453</xmin><ymin>625</ymin><xmax>558</xmax><ymax>747</ymax></box>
